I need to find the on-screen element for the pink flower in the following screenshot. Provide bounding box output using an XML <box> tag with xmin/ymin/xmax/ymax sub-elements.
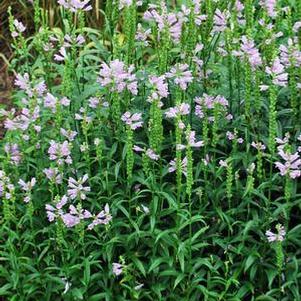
<box><xmin>15</xmin><ymin>73</ymin><xmax>30</xmax><ymax>91</ymax></box>
<box><xmin>69</xmin><ymin>204</ymin><xmax>92</xmax><ymax>219</ymax></box>
<box><xmin>63</xmin><ymin>34</ymin><xmax>86</xmax><ymax>47</ymax></box>
<box><xmin>165</xmin><ymin>103</ymin><xmax>190</xmax><ymax>118</ymax></box>
<box><xmin>88</xmin><ymin>97</ymin><xmax>100</xmax><ymax>108</ymax></box>
<box><xmin>44</xmin><ymin>93</ymin><xmax>57</xmax><ymax>110</ymax></box>
<box><xmin>45</xmin><ymin>195</ymin><xmax>68</xmax><ymax>222</ymax></box>
<box><xmin>133</xmin><ymin>145</ymin><xmax>144</xmax><ymax>152</ymax></box>
<box><xmin>4</xmin><ymin>143</ymin><xmax>21</xmax><ymax>165</ymax></box>
<box><xmin>112</xmin><ymin>263</ymin><xmax>123</xmax><ymax>276</ymax></box>
<box><xmin>178</xmin><ymin>131</ymin><xmax>204</xmax><ymax>149</ymax></box>
<box><xmin>119</xmin><ymin>0</ymin><xmax>142</xmax><ymax>10</ymax></box>
<box><xmin>279</xmin><ymin>42</ymin><xmax>301</xmax><ymax>68</ymax></box>
<box><xmin>13</xmin><ymin>20</ymin><xmax>25</xmax><ymax>34</ymax></box>
<box><xmin>219</xmin><ymin>160</ymin><xmax>228</xmax><ymax>167</ymax></box>
<box><xmin>212</xmin><ymin>9</ymin><xmax>229</xmax><ymax>33</ymax></box>
<box><xmin>18</xmin><ymin>177</ymin><xmax>36</xmax><ymax>192</ymax></box>
<box><xmin>226</xmin><ymin>131</ymin><xmax>235</xmax><ymax>141</ymax></box>
<box><xmin>148</xmin><ymin>75</ymin><xmax>169</xmax><ymax>102</ymax></box>
<box><xmin>97</xmin><ymin>60</ymin><xmax>138</xmax><ymax>95</ymax></box>
<box><xmin>259</xmin><ymin>85</ymin><xmax>269</xmax><ymax>91</ymax></box>
<box><xmin>54</xmin><ymin>47</ymin><xmax>67</xmax><ymax>61</ymax></box>
<box><xmin>166</xmin><ymin>64</ymin><xmax>193</xmax><ymax>90</ymax></box>
<box><xmin>60</xmin><ymin>97</ymin><xmax>71</xmax><ymax>106</ymax></box>
<box><xmin>240</xmin><ymin>36</ymin><xmax>262</xmax><ymax>68</ymax></box>
<box><xmin>75</xmin><ymin>107</ymin><xmax>93</xmax><ymax>123</ymax></box>
<box><xmin>135</xmin><ymin>23</ymin><xmax>151</xmax><ymax>46</ymax></box>
<box><xmin>168</xmin><ymin>157</ymin><xmax>188</xmax><ymax>176</ymax></box>
<box><xmin>61</xmin><ymin>213</ymin><xmax>81</xmax><ymax>228</ymax></box>
<box><xmin>48</xmin><ymin>140</ymin><xmax>72</xmax><ymax>165</ymax></box>
<box><xmin>121</xmin><ymin>112</ymin><xmax>143</xmax><ymax>130</ymax></box>
<box><xmin>143</xmin><ymin>5</ymin><xmax>184</xmax><ymax>43</ymax></box>
<box><xmin>251</xmin><ymin>141</ymin><xmax>266</xmax><ymax>151</ymax></box>
<box><xmin>145</xmin><ymin>149</ymin><xmax>160</xmax><ymax>161</ymax></box>
<box><xmin>4</xmin><ymin>106</ymin><xmax>39</xmax><ymax>132</ymax></box>
<box><xmin>57</xmin><ymin>0</ymin><xmax>92</xmax><ymax>12</ymax></box>
<box><xmin>260</xmin><ymin>0</ymin><xmax>277</xmax><ymax>18</ymax></box>
<box><xmin>33</xmin><ymin>81</ymin><xmax>47</xmax><ymax>96</ymax></box>
<box><xmin>18</xmin><ymin>177</ymin><xmax>36</xmax><ymax>203</ymax></box>
<box><xmin>194</xmin><ymin>94</ymin><xmax>229</xmax><ymax>119</ymax></box>
<box><xmin>67</xmin><ymin>174</ymin><xmax>91</xmax><ymax>200</ymax></box>
<box><xmin>58</xmin><ymin>202</ymin><xmax>92</xmax><ymax>227</ymax></box>
<box><xmin>293</xmin><ymin>21</ymin><xmax>301</xmax><ymax>33</ymax></box>
<box><xmin>266</xmin><ymin>57</ymin><xmax>288</xmax><ymax>87</ymax></box>
<box><xmin>43</xmin><ymin>167</ymin><xmax>63</xmax><ymax>184</ymax></box>
<box><xmin>266</xmin><ymin>224</ymin><xmax>286</xmax><ymax>242</ymax></box>
<box><xmin>60</xmin><ymin>128</ymin><xmax>77</xmax><ymax>141</ymax></box>
<box><xmin>275</xmin><ymin>149</ymin><xmax>301</xmax><ymax>179</ymax></box>
<box><xmin>187</xmin><ymin>131</ymin><xmax>204</xmax><ymax>148</ymax></box>
<box><xmin>88</xmin><ymin>204</ymin><xmax>112</xmax><ymax>230</ymax></box>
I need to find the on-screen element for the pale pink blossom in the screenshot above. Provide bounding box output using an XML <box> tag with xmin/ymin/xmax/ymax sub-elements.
<box><xmin>212</xmin><ymin>9</ymin><xmax>229</xmax><ymax>33</ymax></box>
<box><xmin>4</xmin><ymin>143</ymin><xmax>21</xmax><ymax>165</ymax></box>
<box><xmin>266</xmin><ymin>224</ymin><xmax>286</xmax><ymax>242</ymax></box>
<box><xmin>57</xmin><ymin>0</ymin><xmax>92</xmax><ymax>12</ymax></box>
<box><xmin>121</xmin><ymin>112</ymin><xmax>143</xmax><ymax>130</ymax></box>
<box><xmin>60</xmin><ymin>128</ymin><xmax>77</xmax><ymax>141</ymax></box>
<box><xmin>48</xmin><ymin>140</ymin><xmax>72</xmax><ymax>165</ymax></box>
<box><xmin>145</xmin><ymin>149</ymin><xmax>160</xmax><ymax>161</ymax></box>
<box><xmin>266</xmin><ymin>57</ymin><xmax>288</xmax><ymax>87</ymax></box>
<box><xmin>88</xmin><ymin>204</ymin><xmax>112</xmax><ymax>230</ymax></box>
<box><xmin>97</xmin><ymin>60</ymin><xmax>138</xmax><ymax>95</ymax></box>
<box><xmin>165</xmin><ymin>103</ymin><xmax>190</xmax><ymax>118</ymax></box>
<box><xmin>168</xmin><ymin>157</ymin><xmax>188</xmax><ymax>176</ymax></box>
<box><xmin>67</xmin><ymin>174</ymin><xmax>91</xmax><ymax>200</ymax></box>
<box><xmin>43</xmin><ymin>167</ymin><xmax>63</xmax><ymax>184</ymax></box>
<box><xmin>275</xmin><ymin>149</ymin><xmax>301</xmax><ymax>179</ymax></box>
<box><xmin>166</xmin><ymin>64</ymin><xmax>193</xmax><ymax>90</ymax></box>
<box><xmin>112</xmin><ymin>263</ymin><xmax>123</xmax><ymax>276</ymax></box>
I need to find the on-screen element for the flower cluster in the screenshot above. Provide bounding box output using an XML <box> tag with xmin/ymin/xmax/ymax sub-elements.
<box><xmin>177</xmin><ymin>131</ymin><xmax>204</xmax><ymax>150</ymax></box>
<box><xmin>238</xmin><ymin>36</ymin><xmax>262</xmax><ymax>68</ymax></box>
<box><xmin>0</xmin><ymin>171</ymin><xmax>14</xmax><ymax>200</ymax></box>
<box><xmin>121</xmin><ymin>112</ymin><xmax>143</xmax><ymax>130</ymax></box>
<box><xmin>18</xmin><ymin>177</ymin><xmax>36</xmax><ymax>203</ymax></box>
<box><xmin>133</xmin><ymin>145</ymin><xmax>160</xmax><ymax>161</ymax></box>
<box><xmin>4</xmin><ymin>143</ymin><xmax>22</xmax><ymax>165</ymax></box>
<box><xmin>87</xmin><ymin>204</ymin><xmax>112</xmax><ymax>230</ymax></box>
<box><xmin>57</xmin><ymin>0</ymin><xmax>92</xmax><ymax>12</ymax></box>
<box><xmin>97</xmin><ymin>60</ymin><xmax>138</xmax><ymax>95</ymax></box>
<box><xmin>165</xmin><ymin>103</ymin><xmax>190</xmax><ymax>119</ymax></box>
<box><xmin>43</xmin><ymin>167</ymin><xmax>63</xmax><ymax>184</ymax></box>
<box><xmin>15</xmin><ymin>73</ymin><xmax>46</xmax><ymax>97</ymax></box>
<box><xmin>266</xmin><ymin>224</ymin><xmax>286</xmax><ymax>243</ymax></box>
<box><xmin>44</xmin><ymin>93</ymin><xmax>70</xmax><ymax>112</ymax></box>
<box><xmin>46</xmin><ymin>194</ymin><xmax>111</xmax><ymax>230</ymax></box>
<box><xmin>147</xmin><ymin>75</ymin><xmax>169</xmax><ymax>105</ymax></box>
<box><xmin>266</xmin><ymin>58</ymin><xmax>288</xmax><ymax>87</ymax></box>
<box><xmin>11</xmin><ymin>19</ymin><xmax>26</xmax><ymax>38</ymax></box>
<box><xmin>275</xmin><ymin>149</ymin><xmax>301</xmax><ymax>179</ymax></box>
<box><xmin>194</xmin><ymin>94</ymin><xmax>229</xmax><ymax>120</ymax></box>
<box><xmin>212</xmin><ymin>9</ymin><xmax>229</xmax><ymax>33</ymax></box>
<box><xmin>169</xmin><ymin>157</ymin><xmax>188</xmax><ymax>176</ymax></box>
<box><xmin>166</xmin><ymin>64</ymin><xmax>193</xmax><ymax>90</ymax></box>
<box><xmin>143</xmin><ymin>4</ymin><xmax>184</xmax><ymax>43</ymax></box>
<box><xmin>67</xmin><ymin>174</ymin><xmax>91</xmax><ymax>200</ymax></box>
<box><xmin>48</xmin><ymin>140</ymin><xmax>72</xmax><ymax>165</ymax></box>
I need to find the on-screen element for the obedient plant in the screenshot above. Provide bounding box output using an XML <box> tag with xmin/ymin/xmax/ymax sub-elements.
<box><xmin>1</xmin><ymin>0</ymin><xmax>301</xmax><ymax>300</ymax></box>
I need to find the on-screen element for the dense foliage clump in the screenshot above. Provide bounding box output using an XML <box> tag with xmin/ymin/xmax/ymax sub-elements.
<box><xmin>1</xmin><ymin>0</ymin><xmax>301</xmax><ymax>300</ymax></box>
